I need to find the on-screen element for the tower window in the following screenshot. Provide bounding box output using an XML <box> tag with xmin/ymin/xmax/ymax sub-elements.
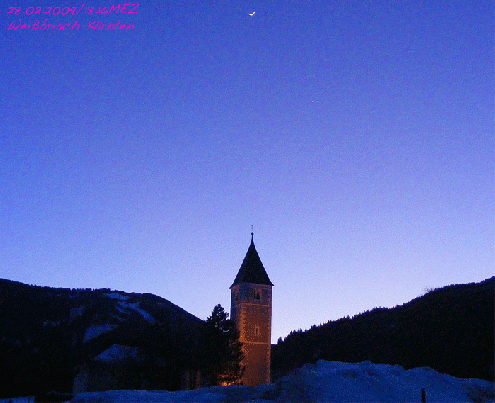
<box><xmin>255</xmin><ymin>326</ymin><xmax>261</xmax><ymax>336</ymax></box>
<box><xmin>254</xmin><ymin>289</ymin><xmax>261</xmax><ymax>300</ymax></box>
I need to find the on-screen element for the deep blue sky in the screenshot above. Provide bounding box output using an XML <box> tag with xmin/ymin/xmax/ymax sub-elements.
<box><xmin>1</xmin><ymin>1</ymin><xmax>493</xmax><ymax>342</ymax></box>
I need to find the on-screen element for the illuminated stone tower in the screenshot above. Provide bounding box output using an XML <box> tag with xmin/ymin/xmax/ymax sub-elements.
<box><xmin>230</xmin><ymin>233</ymin><xmax>273</xmax><ymax>386</ymax></box>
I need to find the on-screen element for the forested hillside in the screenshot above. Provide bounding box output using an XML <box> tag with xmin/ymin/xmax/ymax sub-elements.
<box><xmin>272</xmin><ymin>277</ymin><xmax>494</xmax><ymax>382</ymax></box>
<box><xmin>0</xmin><ymin>279</ymin><xmax>203</xmax><ymax>398</ymax></box>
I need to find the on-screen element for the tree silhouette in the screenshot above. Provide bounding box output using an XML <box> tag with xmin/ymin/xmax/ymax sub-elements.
<box><xmin>200</xmin><ymin>304</ymin><xmax>244</xmax><ymax>386</ymax></box>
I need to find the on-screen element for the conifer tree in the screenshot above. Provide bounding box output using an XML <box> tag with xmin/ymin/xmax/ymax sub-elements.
<box><xmin>201</xmin><ymin>304</ymin><xmax>244</xmax><ymax>385</ymax></box>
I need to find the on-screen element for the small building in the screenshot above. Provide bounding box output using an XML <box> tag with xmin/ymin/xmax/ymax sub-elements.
<box><xmin>230</xmin><ymin>233</ymin><xmax>273</xmax><ymax>386</ymax></box>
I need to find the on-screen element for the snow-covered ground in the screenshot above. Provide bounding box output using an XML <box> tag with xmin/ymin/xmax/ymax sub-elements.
<box><xmin>75</xmin><ymin>360</ymin><xmax>495</xmax><ymax>402</ymax></box>
<box><xmin>3</xmin><ymin>360</ymin><xmax>493</xmax><ymax>403</ymax></box>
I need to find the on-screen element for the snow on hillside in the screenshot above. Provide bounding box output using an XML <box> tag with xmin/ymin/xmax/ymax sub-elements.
<box><xmin>94</xmin><ymin>344</ymin><xmax>145</xmax><ymax>364</ymax></box>
<box><xmin>83</xmin><ymin>324</ymin><xmax>117</xmax><ymax>343</ymax></box>
<box><xmin>117</xmin><ymin>301</ymin><xmax>155</xmax><ymax>323</ymax></box>
<box><xmin>69</xmin><ymin>306</ymin><xmax>86</xmax><ymax>321</ymax></box>
<box><xmin>105</xmin><ymin>292</ymin><xmax>130</xmax><ymax>301</ymax></box>
<box><xmin>69</xmin><ymin>360</ymin><xmax>494</xmax><ymax>403</ymax></box>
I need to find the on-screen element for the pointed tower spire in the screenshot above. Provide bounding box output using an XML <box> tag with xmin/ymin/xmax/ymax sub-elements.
<box><xmin>231</xmin><ymin>233</ymin><xmax>273</xmax><ymax>287</ymax></box>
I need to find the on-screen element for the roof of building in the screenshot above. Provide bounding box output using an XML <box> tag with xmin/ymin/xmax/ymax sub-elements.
<box><xmin>231</xmin><ymin>234</ymin><xmax>274</xmax><ymax>287</ymax></box>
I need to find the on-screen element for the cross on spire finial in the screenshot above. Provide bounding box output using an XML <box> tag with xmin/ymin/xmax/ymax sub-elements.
<box><xmin>251</xmin><ymin>225</ymin><xmax>254</xmax><ymax>243</ymax></box>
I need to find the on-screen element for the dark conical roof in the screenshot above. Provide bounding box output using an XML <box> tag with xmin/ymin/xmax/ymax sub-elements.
<box><xmin>231</xmin><ymin>234</ymin><xmax>273</xmax><ymax>287</ymax></box>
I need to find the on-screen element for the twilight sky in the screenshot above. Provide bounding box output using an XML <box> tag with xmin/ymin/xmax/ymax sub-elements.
<box><xmin>1</xmin><ymin>1</ymin><xmax>493</xmax><ymax>343</ymax></box>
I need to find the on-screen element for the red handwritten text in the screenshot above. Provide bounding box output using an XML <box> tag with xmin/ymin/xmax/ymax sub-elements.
<box><xmin>7</xmin><ymin>4</ymin><xmax>139</xmax><ymax>16</ymax></box>
<box><xmin>8</xmin><ymin>18</ymin><xmax>134</xmax><ymax>30</ymax></box>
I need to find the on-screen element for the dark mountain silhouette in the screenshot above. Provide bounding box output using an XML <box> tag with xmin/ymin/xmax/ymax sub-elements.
<box><xmin>0</xmin><ymin>279</ymin><xmax>203</xmax><ymax>398</ymax></box>
<box><xmin>1</xmin><ymin>276</ymin><xmax>492</xmax><ymax>399</ymax></box>
<box><xmin>272</xmin><ymin>277</ymin><xmax>494</xmax><ymax>382</ymax></box>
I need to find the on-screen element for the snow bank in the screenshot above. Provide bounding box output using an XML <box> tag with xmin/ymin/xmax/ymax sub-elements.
<box><xmin>71</xmin><ymin>360</ymin><xmax>494</xmax><ymax>403</ymax></box>
<box><xmin>72</xmin><ymin>389</ymin><xmax>226</xmax><ymax>403</ymax></box>
<box><xmin>276</xmin><ymin>360</ymin><xmax>494</xmax><ymax>402</ymax></box>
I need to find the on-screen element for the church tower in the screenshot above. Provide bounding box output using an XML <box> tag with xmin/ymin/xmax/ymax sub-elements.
<box><xmin>230</xmin><ymin>233</ymin><xmax>273</xmax><ymax>386</ymax></box>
